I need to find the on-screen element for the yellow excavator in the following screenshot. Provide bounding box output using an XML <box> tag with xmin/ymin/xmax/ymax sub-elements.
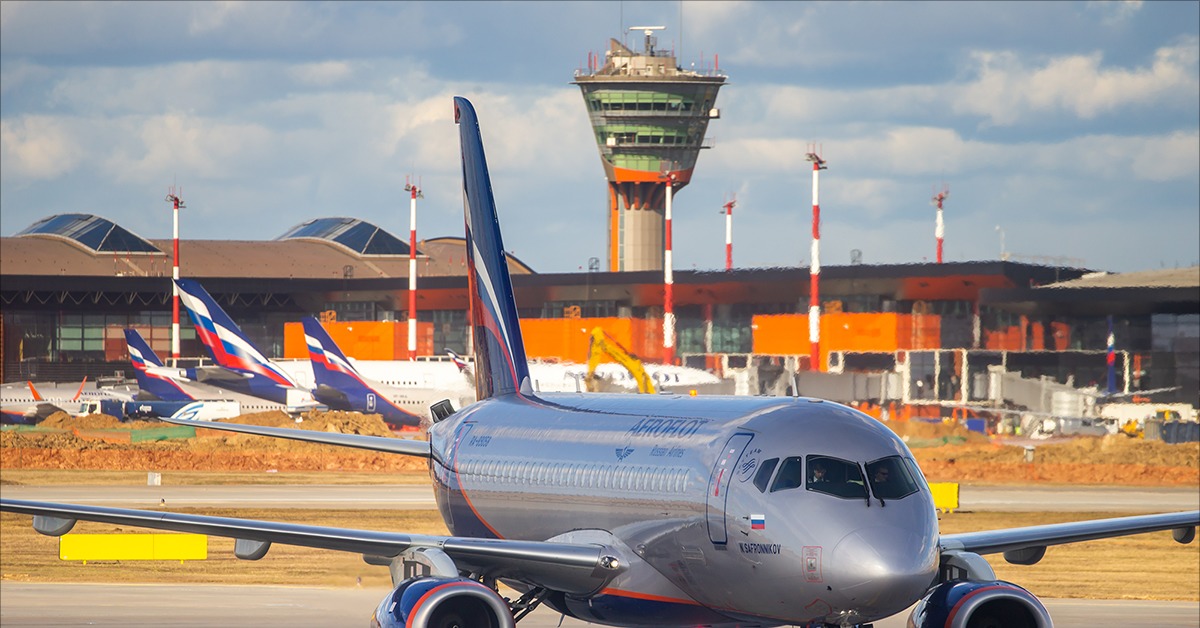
<box><xmin>585</xmin><ymin>327</ymin><xmax>656</xmax><ymax>394</ymax></box>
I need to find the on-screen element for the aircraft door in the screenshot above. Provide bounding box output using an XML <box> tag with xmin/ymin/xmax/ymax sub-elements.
<box><xmin>706</xmin><ymin>433</ymin><xmax>753</xmax><ymax>545</ymax></box>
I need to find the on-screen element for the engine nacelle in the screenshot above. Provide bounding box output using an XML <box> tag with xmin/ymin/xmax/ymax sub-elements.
<box><xmin>908</xmin><ymin>580</ymin><xmax>1052</xmax><ymax>628</ymax></box>
<box><xmin>371</xmin><ymin>576</ymin><xmax>514</xmax><ymax>628</ymax></box>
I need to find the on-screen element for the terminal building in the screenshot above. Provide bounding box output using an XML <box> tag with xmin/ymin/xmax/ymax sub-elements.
<box><xmin>2</xmin><ymin>213</ymin><xmax>1196</xmax><ymax>408</ymax></box>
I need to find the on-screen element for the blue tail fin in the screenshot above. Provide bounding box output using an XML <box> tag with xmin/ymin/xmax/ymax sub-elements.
<box><xmin>455</xmin><ymin>97</ymin><xmax>531</xmax><ymax>400</ymax></box>
<box><xmin>302</xmin><ymin>316</ymin><xmax>364</xmax><ymax>385</ymax></box>
<box><xmin>174</xmin><ymin>278</ymin><xmax>299</xmax><ymax>388</ymax></box>
<box><xmin>302</xmin><ymin>316</ymin><xmax>421</xmax><ymax>427</ymax></box>
<box><xmin>124</xmin><ymin>329</ymin><xmax>194</xmax><ymax>402</ymax></box>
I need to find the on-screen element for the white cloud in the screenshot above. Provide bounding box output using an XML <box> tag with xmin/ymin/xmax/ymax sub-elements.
<box><xmin>1087</xmin><ymin>0</ymin><xmax>1144</xmax><ymax>26</ymax></box>
<box><xmin>103</xmin><ymin>113</ymin><xmax>274</xmax><ymax>184</ymax></box>
<box><xmin>187</xmin><ymin>1</ymin><xmax>250</xmax><ymax>36</ymax></box>
<box><xmin>288</xmin><ymin>61</ymin><xmax>354</xmax><ymax>86</ymax></box>
<box><xmin>0</xmin><ymin>116</ymin><xmax>82</xmax><ymax>180</ymax></box>
<box><xmin>955</xmin><ymin>39</ymin><xmax>1199</xmax><ymax>125</ymax></box>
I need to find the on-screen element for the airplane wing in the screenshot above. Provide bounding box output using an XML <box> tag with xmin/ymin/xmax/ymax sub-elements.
<box><xmin>157</xmin><ymin>415</ymin><xmax>431</xmax><ymax>458</ymax></box>
<box><xmin>1</xmin><ymin>401</ymin><xmax>67</xmax><ymax>423</ymax></box>
<box><xmin>940</xmin><ymin>510</ymin><xmax>1199</xmax><ymax>556</ymax></box>
<box><xmin>0</xmin><ymin>498</ymin><xmax>624</xmax><ymax>595</ymax></box>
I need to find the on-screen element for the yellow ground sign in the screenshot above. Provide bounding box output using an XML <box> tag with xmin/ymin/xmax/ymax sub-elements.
<box><xmin>59</xmin><ymin>534</ymin><xmax>207</xmax><ymax>563</ymax></box>
<box><xmin>929</xmin><ymin>482</ymin><xmax>960</xmax><ymax>512</ymax></box>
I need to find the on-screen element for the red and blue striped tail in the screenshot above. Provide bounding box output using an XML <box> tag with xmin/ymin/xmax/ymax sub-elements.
<box><xmin>454</xmin><ymin>97</ymin><xmax>531</xmax><ymax>400</ymax></box>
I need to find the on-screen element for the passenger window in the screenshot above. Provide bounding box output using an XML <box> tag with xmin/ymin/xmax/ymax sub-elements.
<box><xmin>866</xmin><ymin>456</ymin><xmax>919</xmax><ymax>500</ymax></box>
<box><xmin>753</xmin><ymin>458</ymin><xmax>779</xmax><ymax>493</ymax></box>
<box><xmin>770</xmin><ymin>456</ymin><xmax>804</xmax><ymax>492</ymax></box>
<box><xmin>805</xmin><ymin>455</ymin><xmax>867</xmax><ymax>499</ymax></box>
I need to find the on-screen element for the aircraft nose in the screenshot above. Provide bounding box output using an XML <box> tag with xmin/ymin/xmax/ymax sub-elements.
<box><xmin>829</xmin><ymin>525</ymin><xmax>937</xmax><ymax>616</ymax></box>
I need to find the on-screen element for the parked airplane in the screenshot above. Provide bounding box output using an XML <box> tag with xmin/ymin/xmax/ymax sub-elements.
<box><xmin>0</xmin><ymin>378</ymin><xmax>133</xmax><ymax>424</ymax></box>
<box><xmin>127</xmin><ymin>328</ymin><xmax>328</xmax><ymax>416</ymax></box>
<box><xmin>302</xmin><ymin>316</ymin><xmax>473</xmax><ymax>428</ymax></box>
<box><xmin>0</xmin><ymin>380</ymin><xmax>87</xmax><ymax>424</ymax></box>
<box><xmin>4</xmin><ymin>98</ymin><xmax>1196</xmax><ymax>628</ymax></box>
<box><xmin>168</xmin><ymin>278</ymin><xmax>322</xmax><ymax>412</ymax></box>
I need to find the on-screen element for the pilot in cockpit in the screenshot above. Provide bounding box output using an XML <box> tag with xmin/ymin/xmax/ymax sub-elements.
<box><xmin>809</xmin><ymin>461</ymin><xmax>829</xmax><ymax>484</ymax></box>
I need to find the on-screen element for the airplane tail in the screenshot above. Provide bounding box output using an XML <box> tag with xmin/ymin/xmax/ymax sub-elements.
<box><xmin>454</xmin><ymin>97</ymin><xmax>531</xmax><ymax>400</ymax></box>
<box><xmin>302</xmin><ymin>316</ymin><xmax>365</xmax><ymax>386</ymax></box>
<box><xmin>446</xmin><ymin>349</ymin><xmax>473</xmax><ymax>376</ymax></box>
<box><xmin>124</xmin><ymin>329</ymin><xmax>194</xmax><ymax>402</ymax></box>
<box><xmin>174</xmin><ymin>278</ymin><xmax>299</xmax><ymax>388</ymax></box>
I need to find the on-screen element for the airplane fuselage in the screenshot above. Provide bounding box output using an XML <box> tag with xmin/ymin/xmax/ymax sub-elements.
<box><xmin>428</xmin><ymin>393</ymin><xmax>940</xmax><ymax>626</ymax></box>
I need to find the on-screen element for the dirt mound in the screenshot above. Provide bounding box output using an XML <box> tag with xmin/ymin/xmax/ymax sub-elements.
<box><xmin>39</xmin><ymin>412</ymin><xmax>124</xmax><ymax>429</ymax></box>
<box><xmin>885</xmin><ymin>418</ymin><xmax>991</xmax><ymax>446</ymax></box>
<box><xmin>915</xmin><ymin>435</ymin><xmax>1199</xmax><ymax>468</ymax></box>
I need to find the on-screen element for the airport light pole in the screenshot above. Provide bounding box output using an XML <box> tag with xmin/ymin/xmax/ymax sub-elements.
<box><xmin>723</xmin><ymin>196</ymin><xmax>736</xmax><ymax>271</ymax></box>
<box><xmin>995</xmin><ymin>225</ymin><xmax>1007</xmax><ymax>261</ymax></box>
<box><xmin>661</xmin><ymin>171</ymin><xmax>677</xmax><ymax>366</ymax></box>
<box><xmin>806</xmin><ymin>151</ymin><xmax>827</xmax><ymax>371</ymax></box>
<box><xmin>166</xmin><ymin>187</ymin><xmax>185</xmax><ymax>360</ymax></box>
<box><xmin>933</xmin><ymin>186</ymin><xmax>949</xmax><ymax>264</ymax></box>
<box><xmin>405</xmin><ymin>180</ymin><xmax>423</xmax><ymax>360</ymax></box>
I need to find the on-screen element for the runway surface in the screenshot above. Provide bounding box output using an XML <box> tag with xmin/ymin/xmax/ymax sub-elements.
<box><xmin>4</xmin><ymin>483</ymin><xmax>1197</xmax><ymax>511</ymax></box>
<box><xmin>2</xmin><ymin>583</ymin><xmax>1197</xmax><ymax>627</ymax></box>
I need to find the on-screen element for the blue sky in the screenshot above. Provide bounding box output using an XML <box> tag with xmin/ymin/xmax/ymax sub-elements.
<box><xmin>2</xmin><ymin>1</ymin><xmax>1197</xmax><ymax>273</ymax></box>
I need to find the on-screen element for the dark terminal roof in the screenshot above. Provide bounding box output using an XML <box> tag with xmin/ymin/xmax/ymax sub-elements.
<box><xmin>277</xmin><ymin>217</ymin><xmax>417</xmax><ymax>256</ymax></box>
<box><xmin>16</xmin><ymin>214</ymin><xmax>160</xmax><ymax>254</ymax></box>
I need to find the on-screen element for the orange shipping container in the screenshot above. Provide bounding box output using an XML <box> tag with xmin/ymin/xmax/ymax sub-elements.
<box><xmin>283</xmin><ymin>320</ymin><xmax>434</xmax><ymax>360</ymax></box>
<box><xmin>519</xmin><ymin>318</ymin><xmax>662</xmax><ymax>364</ymax></box>
<box><xmin>753</xmin><ymin>312</ymin><xmax>943</xmax><ymax>370</ymax></box>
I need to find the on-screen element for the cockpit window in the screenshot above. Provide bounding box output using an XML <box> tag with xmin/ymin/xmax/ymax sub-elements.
<box><xmin>805</xmin><ymin>455</ymin><xmax>867</xmax><ymax>499</ymax></box>
<box><xmin>769</xmin><ymin>456</ymin><xmax>804</xmax><ymax>492</ymax></box>
<box><xmin>753</xmin><ymin>457</ymin><xmax>779</xmax><ymax>493</ymax></box>
<box><xmin>865</xmin><ymin>455</ymin><xmax>920</xmax><ymax>500</ymax></box>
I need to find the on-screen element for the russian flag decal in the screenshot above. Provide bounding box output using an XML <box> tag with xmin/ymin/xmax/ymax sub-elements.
<box><xmin>751</xmin><ymin>514</ymin><xmax>766</xmax><ymax>530</ymax></box>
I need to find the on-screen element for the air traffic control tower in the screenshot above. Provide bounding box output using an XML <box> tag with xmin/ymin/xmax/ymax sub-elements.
<box><xmin>574</xmin><ymin>27</ymin><xmax>725</xmax><ymax>272</ymax></box>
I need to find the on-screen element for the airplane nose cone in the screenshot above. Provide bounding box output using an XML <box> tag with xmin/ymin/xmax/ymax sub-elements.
<box><xmin>829</xmin><ymin>525</ymin><xmax>937</xmax><ymax>617</ymax></box>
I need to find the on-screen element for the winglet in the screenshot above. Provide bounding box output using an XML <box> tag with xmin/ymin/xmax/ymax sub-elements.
<box><xmin>27</xmin><ymin>381</ymin><xmax>43</xmax><ymax>402</ymax></box>
<box><xmin>71</xmin><ymin>377</ymin><xmax>88</xmax><ymax>402</ymax></box>
<box><xmin>454</xmin><ymin>97</ymin><xmax>531</xmax><ymax>400</ymax></box>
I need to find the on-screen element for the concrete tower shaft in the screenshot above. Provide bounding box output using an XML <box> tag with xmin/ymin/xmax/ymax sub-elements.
<box><xmin>574</xmin><ymin>33</ymin><xmax>725</xmax><ymax>272</ymax></box>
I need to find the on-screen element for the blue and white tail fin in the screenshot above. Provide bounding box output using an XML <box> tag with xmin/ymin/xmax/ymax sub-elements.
<box><xmin>302</xmin><ymin>316</ymin><xmax>365</xmax><ymax>385</ymax></box>
<box><xmin>455</xmin><ymin>96</ymin><xmax>531</xmax><ymax>400</ymax></box>
<box><xmin>302</xmin><ymin>316</ymin><xmax>422</xmax><ymax>428</ymax></box>
<box><xmin>124</xmin><ymin>329</ymin><xmax>194</xmax><ymax>402</ymax></box>
<box><xmin>174</xmin><ymin>278</ymin><xmax>300</xmax><ymax>388</ymax></box>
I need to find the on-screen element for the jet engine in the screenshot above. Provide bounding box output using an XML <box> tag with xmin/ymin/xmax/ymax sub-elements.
<box><xmin>371</xmin><ymin>576</ymin><xmax>514</xmax><ymax>628</ymax></box>
<box><xmin>907</xmin><ymin>580</ymin><xmax>1052</xmax><ymax>628</ymax></box>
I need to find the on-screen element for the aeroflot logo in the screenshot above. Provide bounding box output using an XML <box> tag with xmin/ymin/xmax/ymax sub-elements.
<box><xmin>625</xmin><ymin>417</ymin><xmax>710</xmax><ymax>439</ymax></box>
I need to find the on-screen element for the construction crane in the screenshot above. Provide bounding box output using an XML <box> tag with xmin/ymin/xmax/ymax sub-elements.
<box><xmin>585</xmin><ymin>328</ymin><xmax>656</xmax><ymax>394</ymax></box>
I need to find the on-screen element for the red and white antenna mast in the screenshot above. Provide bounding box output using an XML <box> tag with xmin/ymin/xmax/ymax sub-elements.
<box><xmin>722</xmin><ymin>194</ymin><xmax>736</xmax><ymax>271</ymax></box>
<box><xmin>165</xmin><ymin>186</ymin><xmax>185</xmax><ymax>359</ymax></box>
<box><xmin>661</xmin><ymin>170</ymin><xmax>678</xmax><ymax>366</ymax></box>
<box><xmin>932</xmin><ymin>184</ymin><xmax>949</xmax><ymax>264</ymax></box>
<box><xmin>806</xmin><ymin>146</ymin><xmax>827</xmax><ymax>371</ymax></box>
<box><xmin>404</xmin><ymin>177</ymin><xmax>423</xmax><ymax>361</ymax></box>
